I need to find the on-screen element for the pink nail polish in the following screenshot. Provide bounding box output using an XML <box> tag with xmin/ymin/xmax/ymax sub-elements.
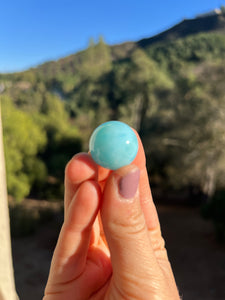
<box><xmin>119</xmin><ymin>169</ymin><xmax>140</xmax><ymax>199</ymax></box>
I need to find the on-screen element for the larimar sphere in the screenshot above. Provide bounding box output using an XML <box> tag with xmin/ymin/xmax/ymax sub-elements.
<box><xmin>89</xmin><ymin>121</ymin><xmax>138</xmax><ymax>170</ymax></box>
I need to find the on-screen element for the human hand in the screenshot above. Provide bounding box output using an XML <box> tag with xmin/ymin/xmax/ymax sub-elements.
<box><xmin>43</xmin><ymin>131</ymin><xmax>180</xmax><ymax>300</ymax></box>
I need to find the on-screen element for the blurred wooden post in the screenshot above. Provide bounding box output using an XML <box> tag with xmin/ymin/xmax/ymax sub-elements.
<box><xmin>0</xmin><ymin>102</ymin><xmax>18</xmax><ymax>300</ymax></box>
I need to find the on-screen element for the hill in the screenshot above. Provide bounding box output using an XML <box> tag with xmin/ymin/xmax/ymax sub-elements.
<box><xmin>30</xmin><ymin>10</ymin><xmax>225</xmax><ymax>71</ymax></box>
<box><xmin>138</xmin><ymin>12</ymin><xmax>225</xmax><ymax>48</ymax></box>
<box><xmin>31</xmin><ymin>11</ymin><xmax>225</xmax><ymax>76</ymax></box>
<box><xmin>1</xmin><ymin>11</ymin><xmax>225</xmax><ymax>79</ymax></box>
<box><xmin>1</xmin><ymin>10</ymin><xmax>225</xmax><ymax>202</ymax></box>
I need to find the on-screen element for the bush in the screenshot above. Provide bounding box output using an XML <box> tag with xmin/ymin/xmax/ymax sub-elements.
<box><xmin>2</xmin><ymin>96</ymin><xmax>47</xmax><ymax>201</ymax></box>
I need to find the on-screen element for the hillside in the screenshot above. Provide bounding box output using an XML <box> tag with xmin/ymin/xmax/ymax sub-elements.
<box><xmin>1</xmin><ymin>10</ymin><xmax>225</xmax><ymax>202</ymax></box>
<box><xmin>138</xmin><ymin>13</ymin><xmax>225</xmax><ymax>48</ymax></box>
<box><xmin>1</xmin><ymin>12</ymin><xmax>225</xmax><ymax>79</ymax></box>
<box><xmin>30</xmin><ymin>12</ymin><xmax>225</xmax><ymax>75</ymax></box>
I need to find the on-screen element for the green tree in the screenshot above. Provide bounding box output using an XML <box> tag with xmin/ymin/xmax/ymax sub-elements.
<box><xmin>2</xmin><ymin>96</ymin><xmax>47</xmax><ymax>200</ymax></box>
<box><xmin>38</xmin><ymin>93</ymin><xmax>82</xmax><ymax>197</ymax></box>
<box><xmin>147</xmin><ymin>33</ymin><xmax>225</xmax><ymax>73</ymax></box>
<box><xmin>154</xmin><ymin>62</ymin><xmax>225</xmax><ymax>199</ymax></box>
<box><xmin>115</xmin><ymin>49</ymin><xmax>173</xmax><ymax>133</ymax></box>
<box><xmin>80</xmin><ymin>36</ymin><xmax>112</xmax><ymax>80</ymax></box>
<box><xmin>68</xmin><ymin>77</ymin><xmax>111</xmax><ymax>148</ymax></box>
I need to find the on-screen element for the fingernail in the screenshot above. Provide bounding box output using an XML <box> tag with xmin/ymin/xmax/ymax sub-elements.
<box><xmin>118</xmin><ymin>169</ymin><xmax>140</xmax><ymax>199</ymax></box>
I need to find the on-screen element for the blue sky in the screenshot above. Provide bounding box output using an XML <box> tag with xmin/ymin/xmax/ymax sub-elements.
<box><xmin>0</xmin><ymin>0</ymin><xmax>224</xmax><ymax>73</ymax></box>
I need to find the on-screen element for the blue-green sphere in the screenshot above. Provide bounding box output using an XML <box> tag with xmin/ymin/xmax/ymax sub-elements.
<box><xmin>89</xmin><ymin>121</ymin><xmax>138</xmax><ymax>170</ymax></box>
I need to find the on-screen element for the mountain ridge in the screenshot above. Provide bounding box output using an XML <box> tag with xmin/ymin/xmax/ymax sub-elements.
<box><xmin>1</xmin><ymin>11</ymin><xmax>225</xmax><ymax>76</ymax></box>
<box><xmin>137</xmin><ymin>13</ymin><xmax>225</xmax><ymax>48</ymax></box>
<box><xmin>37</xmin><ymin>12</ymin><xmax>225</xmax><ymax>71</ymax></box>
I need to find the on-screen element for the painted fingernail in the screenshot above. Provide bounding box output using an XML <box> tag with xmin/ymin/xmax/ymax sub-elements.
<box><xmin>118</xmin><ymin>169</ymin><xmax>140</xmax><ymax>199</ymax></box>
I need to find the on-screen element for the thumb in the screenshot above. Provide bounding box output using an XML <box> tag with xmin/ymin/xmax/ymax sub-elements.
<box><xmin>100</xmin><ymin>165</ymin><xmax>160</xmax><ymax>288</ymax></box>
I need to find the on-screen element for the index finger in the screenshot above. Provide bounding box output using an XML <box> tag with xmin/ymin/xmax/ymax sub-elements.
<box><xmin>64</xmin><ymin>153</ymin><xmax>98</xmax><ymax>216</ymax></box>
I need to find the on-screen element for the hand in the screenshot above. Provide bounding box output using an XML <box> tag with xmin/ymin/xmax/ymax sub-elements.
<box><xmin>43</xmin><ymin>131</ymin><xmax>180</xmax><ymax>300</ymax></box>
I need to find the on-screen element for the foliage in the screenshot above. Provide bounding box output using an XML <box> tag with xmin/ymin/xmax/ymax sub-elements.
<box><xmin>146</xmin><ymin>62</ymin><xmax>225</xmax><ymax>197</ymax></box>
<box><xmin>32</xmin><ymin>93</ymin><xmax>82</xmax><ymax>199</ymax></box>
<box><xmin>1</xmin><ymin>96</ymin><xmax>47</xmax><ymax>201</ymax></box>
<box><xmin>147</xmin><ymin>33</ymin><xmax>225</xmax><ymax>72</ymax></box>
<box><xmin>104</xmin><ymin>49</ymin><xmax>173</xmax><ymax>128</ymax></box>
<box><xmin>1</xmin><ymin>92</ymin><xmax>82</xmax><ymax>200</ymax></box>
<box><xmin>79</xmin><ymin>36</ymin><xmax>112</xmax><ymax>80</ymax></box>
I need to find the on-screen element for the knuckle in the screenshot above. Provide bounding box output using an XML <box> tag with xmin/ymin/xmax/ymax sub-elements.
<box><xmin>110</xmin><ymin>209</ymin><xmax>147</xmax><ymax>237</ymax></box>
<box><xmin>148</xmin><ymin>227</ymin><xmax>168</xmax><ymax>259</ymax></box>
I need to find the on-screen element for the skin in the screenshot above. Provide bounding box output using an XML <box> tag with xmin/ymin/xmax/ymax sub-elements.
<box><xmin>43</xmin><ymin>131</ymin><xmax>180</xmax><ymax>300</ymax></box>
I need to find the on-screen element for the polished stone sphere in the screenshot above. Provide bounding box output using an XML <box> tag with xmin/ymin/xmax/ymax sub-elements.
<box><xmin>89</xmin><ymin>121</ymin><xmax>138</xmax><ymax>170</ymax></box>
